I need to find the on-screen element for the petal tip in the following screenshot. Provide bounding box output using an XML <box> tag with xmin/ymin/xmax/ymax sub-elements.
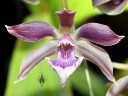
<box><xmin>13</xmin><ymin>80</ymin><xmax>18</xmax><ymax>84</ymax></box>
<box><xmin>61</xmin><ymin>81</ymin><xmax>66</xmax><ymax>88</ymax></box>
<box><xmin>79</xmin><ymin>56</ymin><xmax>84</xmax><ymax>62</ymax></box>
<box><xmin>119</xmin><ymin>35</ymin><xmax>125</xmax><ymax>39</ymax></box>
<box><xmin>114</xmin><ymin>35</ymin><xmax>125</xmax><ymax>45</ymax></box>
<box><xmin>110</xmin><ymin>77</ymin><xmax>117</xmax><ymax>85</ymax></box>
<box><xmin>13</xmin><ymin>76</ymin><xmax>25</xmax><ymax>84</ymax></box>
<box><xmin>5</xmin><ymin>25</ymin><xmax>14</xmax><ymax>34</ymax></box>
<box><xmin>5</xmin><ymin>25</ymin><xmax>8</xmax><ymax>29</ymax></box>
<box><xmin>5</xmin><ymin>25</ymin><xmax>10</xmax><ymax>31</ymax></box>
<box><xmin>114</xmin><ymin>81</ymin><xmax>118</xmax><ymax>86</ymax></box>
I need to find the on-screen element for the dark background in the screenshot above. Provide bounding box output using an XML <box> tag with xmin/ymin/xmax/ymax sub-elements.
<box><xmin>1</xmin><ymin>0</ymin><xmax>128</xmax><ymax>96</ymax></box>
<box><xmin>0</xmin><ymin>0</ymin><xmax>29</xmax><ymax>95</ymax></box>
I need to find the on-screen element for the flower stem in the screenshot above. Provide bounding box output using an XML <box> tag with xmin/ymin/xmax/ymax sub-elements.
<box><xmin>84</xmin><ymin>63</ymin><xmax>94</xmax><ymax>96</ymax></box>
<box><xmin>113</xmin><ymin>62</ymin><xmax>128</xmax><ymax>70</ymax></box>
<box><xmin>61</xmin><ymin>0</ymin><xmax>68</xmax><ymax>9</ymax></box>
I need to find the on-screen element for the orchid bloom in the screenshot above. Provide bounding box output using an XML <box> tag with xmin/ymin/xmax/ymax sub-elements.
<box><xmin>5</xmin><ymin>9</ymin><xmax>124</xmax><ymax>87</ymax></box>
<box><xmin>92</xmin><ymin>0</ymin><xmax>128</xmax><ymax>15</ymax></box>
<box><xmin>106</xmin><ymin>75</ymin><xmax>128</xmax><ymax>96</ymax></box>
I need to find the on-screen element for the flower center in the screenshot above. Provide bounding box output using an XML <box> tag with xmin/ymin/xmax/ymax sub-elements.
<box><xmin>60</xmin><ymin>41</ymin><xmax>71</xmax><ymax>51</ymax></box>
<box><xmin>58</xmin><ymin>34</ymin><xmax>74</xmax><ymax>59</ymax></box>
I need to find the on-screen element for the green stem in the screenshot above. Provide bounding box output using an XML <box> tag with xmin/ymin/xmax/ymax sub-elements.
<box><xmin>113</xmin><ymin>62</ymin><xmax>128</xmax><ymax>70</ymax></box>
<box><xmin>61</xmin><ymin>0</ymin><xmax>68</xmax><ymax>9</ymax></box>
<box><xmin>84</xmin><ymin>63</ymin><xmax>94</xmax><ymax>96</ymax></box>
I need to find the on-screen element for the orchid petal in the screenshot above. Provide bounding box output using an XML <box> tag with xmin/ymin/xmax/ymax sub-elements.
<box><xmin>96</xmin><ymin>0</ymin><xmax>128</xmax><ymax>15</ymax></box>
<box><xmin>76</xmin><ymin>40</ymin><xmax>116</xmax><ymax>83</ymax></box>
<box><xmin>23</xmin><ymin>0</ymin><xmax>40</xmax><ymax>5</ymax></box>
<box><xmin>106</xmin><ymin>75</ymin><xmax>128</xmax><ymax>96</ymax></box>
<box><xmin>57</xmin><ymin>9</ymin><xmax>76</xmax><ymax>27</ymax></box>
<box><xmin>77</xmin><ymin>23</ymin><xmax>124</xmax><ymax>46</ymax></box>
<box><xmin>15</xmin><ymin>40</ymin><xmax>58</xmax><ymax>82</ymax></box>
<box><xmin>5</xmin><ymin>21</ymin><xmax>56</xmax><ymax>42</ymax></box>
<box><xmin>92</xmin><ymin>0</ymin><xmax>110</xmax><ymax>6</ymax></box>
<box><xmin>46</xmin><ymin>57</ymin><xmax>83</xmax><ymax>87</ymax></box>
<box><xmin>46</xmin><ymin>34</ymin><xmax>83</xmax><ymax>86</ymax></box>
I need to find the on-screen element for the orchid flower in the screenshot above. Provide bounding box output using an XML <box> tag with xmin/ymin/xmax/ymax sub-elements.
<box><xmin>5</xmin><ymin>9</ymin><xmax>124</xmax><ymax>87</ymax></box>
<box><xmin>92</xmin><ymin>0</ymin><xmax>128</xmax><ymax>15</ymax></box>
<box><xmin>106</xmin><ymin>75</ymin><xmax>128</xmax><ymax>96</ymax></box>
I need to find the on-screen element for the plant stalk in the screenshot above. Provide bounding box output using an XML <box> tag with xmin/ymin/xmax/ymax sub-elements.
<box><xmin>61</xmin><ymin>0</ymin><xmax>68</xmax><ymax>9</ymax></box>
<box><xmin>113</xmin><ymin>62</ymin><xmax>128</xmax><ymax>70</ymax></box>
<box><xmin>84</xmin><ymin>63</ymin><xmax>94</xmax><ymax>96</ymax></box>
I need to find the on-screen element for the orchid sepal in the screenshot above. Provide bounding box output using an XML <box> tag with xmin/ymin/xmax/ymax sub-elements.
<box><xmin>76</xmin><ymin>40</ymin><xmax>116</xmax><ymax>83</ymax></box>
<box><xmin>15</xmin><ymin>40</ymin><xmax>58</xmax><ymax>83</ymax></box>
<box><xmin>57</xmin><ymin>9</ymin><xmax>76</xmax><ymax>28</ymax></box>
<box><xmin>5</xmin><ymin>21</ymin><xmax>56</xmax><ymax>42</ymax></box>
<box><xmin>77</xmin><ymin>23</ymin><xmax>124</xmax><ymax>46</ymax></box>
